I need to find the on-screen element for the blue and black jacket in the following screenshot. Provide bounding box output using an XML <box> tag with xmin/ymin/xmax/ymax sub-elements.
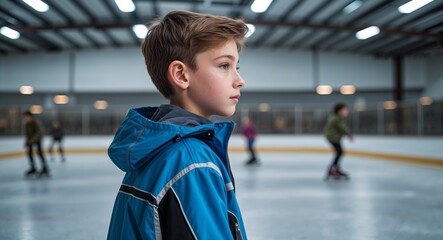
<box><xmin>107</xmin><ymin>105</ymin><xmax>247</xmax><ymax>240</ymax></box>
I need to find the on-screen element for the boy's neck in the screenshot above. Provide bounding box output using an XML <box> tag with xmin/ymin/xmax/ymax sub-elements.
<box><xmin>169</xmin><ymin>98</ymin><xmax>210</xmax><ymax>120</ymax></box>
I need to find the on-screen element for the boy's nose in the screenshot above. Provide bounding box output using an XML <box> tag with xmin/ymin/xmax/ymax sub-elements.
<box><xmin>234</xmin><ymin>73</ymin><xmax>245</xmax><ymax>88</ymax></box>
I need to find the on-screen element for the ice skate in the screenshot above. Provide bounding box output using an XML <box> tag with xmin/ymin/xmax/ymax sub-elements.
<box><xmin>24</xmin><ymin>168</ymin><xmax>37</xmax><ymax>178</ymax></box>
<box><xmin>324</xmin><ymin>167</ymin><xmax>340</xmax><ymax>181</ymax></box>
<box><xmin>245</xmin><ymin>158</ymin><xmax>260</xmax><ymax>166</ymax></box>
<box><xmin>325</xmin><ymin>167</ymin><xmax>350</xmax><ymax>181</ymax></box>
<box><xmin>336</xmin><ymin>168</ymin><xmax>350</xmax><ymax>180</ymax></box>
<box><xmin>38</xmin><ymin>167</ymin><xmax>51</xmax><ymax>178</ymax></box>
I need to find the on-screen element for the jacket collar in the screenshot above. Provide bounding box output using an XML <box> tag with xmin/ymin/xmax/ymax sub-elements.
<box><xmin>108</xmin><ymin>106</ymin><xmax>234</xmax><ymax>172</ymax></box>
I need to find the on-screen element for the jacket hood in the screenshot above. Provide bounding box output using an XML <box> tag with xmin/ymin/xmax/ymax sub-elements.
<box><xmin>108</xmin><ymin>106</ymin><xmax>234</xmax><ymax>172</ymax></box>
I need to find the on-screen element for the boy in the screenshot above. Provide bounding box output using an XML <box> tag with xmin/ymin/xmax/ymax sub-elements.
<box><xmin>107</xmin><ymin>11</ymin><xmax>248</xmax><ymax>239</ymax></box>
<box><xmin>23</xmin><ymin>111</ymin><xmax>50</xmax><ymax>177</ymax></box>
<box><xmin>324</xmin><ymin>103</ymin><xmax>353</xmax><ymax>179</ymax></box>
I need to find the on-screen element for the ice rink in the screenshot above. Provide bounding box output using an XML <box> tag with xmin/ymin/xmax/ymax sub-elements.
<box><xmin>1</xmin><ymin>135</ymin><xmax>443</xmax><ymax>240</ymax></box>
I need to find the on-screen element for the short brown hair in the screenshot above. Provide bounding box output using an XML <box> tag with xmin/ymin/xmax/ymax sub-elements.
<box><xmin>333</xmin><ymin>103</ymin><xmax>347</xmax><ymax>114</ymax></box>
<box><xmin>141</xmin><ymin>11</ymin><xmax>247</xmax><ymax>98</ymax></box>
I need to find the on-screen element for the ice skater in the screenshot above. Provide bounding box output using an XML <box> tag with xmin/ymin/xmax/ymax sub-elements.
<box><xmin>48</xmin><ymin>121</ymin><xmax>65</xmax><ymax>162</ymax></box>
<box><xmin>23</xmin><ymin>111</ymin><xmax>50</xmax><ymax>178</ymax></box>
<box><xmin>324</xmin><ymin>103</ymin><xmax>353</xmax><ymax>180</ymax></box>
<box><xmin>242</xmin><ymin>116</ymin><xmax>260</xmax><ymax>165</ymax></box>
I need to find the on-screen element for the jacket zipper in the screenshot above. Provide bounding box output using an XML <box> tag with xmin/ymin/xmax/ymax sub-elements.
<box><xmin>173</xmin><ymin>129</ymin><xmax>214</xmax><ymax>142</ymax></box>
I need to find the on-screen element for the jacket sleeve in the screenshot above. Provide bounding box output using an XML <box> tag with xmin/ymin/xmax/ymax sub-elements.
<box><xmin>333</xmin><ymin>117</ymin><xmax>350</xmax><ymax>135</ymax></box>
<box><xmin>158</xmin><ymin>166</ymin><xmax>233</xmax><ymax>240</ymax></box>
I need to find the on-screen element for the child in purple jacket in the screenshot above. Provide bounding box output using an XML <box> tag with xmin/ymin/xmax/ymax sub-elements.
<box><xmin>241</xmin><ymin>117</ymin><xmax>260</xmax><ymax>165</ymax></box>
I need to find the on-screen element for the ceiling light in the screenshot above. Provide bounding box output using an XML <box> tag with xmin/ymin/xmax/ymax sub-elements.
<box><xmin>383</xmin><ymin>101</ymin><xmax>397</xmax><ymax>110</ymax></box>
<box><xmin>20</xmin><ymin>86</ymin><xmax>34</xmax><ymax>94</ymax></box>
<box><xmin>251</xmin><ymin>0</ymin><xmax>273</xmax><ymax>13</ymax></box>
<box><xmin>30</xmin><ymin>105</ymin><xmax>43</xmax><ymax>114</ymax></box>
<box><xmin>356</xmin><ymin>26</ymin><xmax>380</xmax><ymax>40</ymax></box>
<box><xmin>259</xmin><ymin>103</ymin><xmax>270</xmax><ymax>112</ymax></box>
<box><xmin>132</xmin><ymin>24</ymin><xmax>148</xmax><ymax>39</ymax></box>
<box><xmin>53</xmin><ymin>95</ymin><xmax>69</xmax><ymax>105</ymax></box>
<box><xmin>316</xmin><ymin>85</ymin><xmax>333</xmax><ymax>95</ymax></box>
<box><xmin>22</xmin><ymin>0</ymin><xmax>49</xmax><ymax>12</ymax></box>
<box><xmin>343</xmin><ymin>0</ymin><xmax>363</xmax><ymax>14</ymax></box>
<box><xmin>419</xmin><ymin>97</ymin><xmax>432</xmax><ymax>106</ymax></box>
<box><xmin>398</xmin><ymin>0</ymin><xmax>433</xmax><ymax>14</ymax></box>
<box><xmin>245</xmin><ymin>24</ymin><xmax>256</xmax><ymax>38</ymax></box>
<box><xmin>0</xmin><ymin>26</ymin><xmax>20</xmax><ymax>39</ymax></box>
<box><xmin>94</xmin><ymin>100</ymin><xmax>108</xmax><ymax>110</ymax></box>
<box><xmin>340</xmin><ymin>85</ymin><xmax>356</xmax><ymax>95</ymax></box>
<box><xmin>115</xmin><ymin>0</ymin><xmax>136</xmax><ymax>12</ymax></box>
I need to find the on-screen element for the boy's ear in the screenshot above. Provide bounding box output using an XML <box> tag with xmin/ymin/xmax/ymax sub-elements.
<box><xmin>167</xmin><ymin>60</ymin><xmax>190</xmax><ymax>90</ymax></box>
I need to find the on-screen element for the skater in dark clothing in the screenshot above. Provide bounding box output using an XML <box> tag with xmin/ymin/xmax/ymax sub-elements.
<box><xmin>49</xmin><ymin>121</ymin><xmax>65</xmax><ymax>162</ymax></box>
<box><xmin>242</xmin><ymin>117</ymin><xmax>259</xmax><ymax>165</ymax></box>
<box><xmin>324</xmin><ymin>103</ymin><xmax>353</xmax><ymax>179</ymax></box>
<box><xmin>23</xmin><ymin>111</ymin><xmax>50</xmax><ymax>177</ymax></box>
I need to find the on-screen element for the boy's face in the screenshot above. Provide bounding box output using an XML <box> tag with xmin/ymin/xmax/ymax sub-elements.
<box><xmin>339</xmin><ymin>107</ymin><xmax>349</xmax><ymax>117</ymax></box>
<box><xmin>186</xmin><ymin>39</ymin><xmax>245</xmax><ymax>118</ymax></box>
<box><xmin>23</xmin><ymin>115</ymin><xmax>32</xmax><ymax>123</ymax></box>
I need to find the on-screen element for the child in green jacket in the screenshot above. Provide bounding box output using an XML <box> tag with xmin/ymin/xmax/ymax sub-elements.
<box><xmin>23</xmin><ymin>111</ymin><xmax>50</xmax><ymax>177</ymax></box>
<box><xmin>324</xmin><ymin>103</ymin><xmax>353</xmax><ymax>179</ymax></box>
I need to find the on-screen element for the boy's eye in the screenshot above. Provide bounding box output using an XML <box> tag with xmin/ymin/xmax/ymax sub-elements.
<box><xmin>220</xmin><ymin>63</ymin><xmax>229</xmax><ymax>70</ymax></box>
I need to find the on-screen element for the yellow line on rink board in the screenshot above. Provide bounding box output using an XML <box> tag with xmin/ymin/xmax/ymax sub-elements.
<box><xmin>231</xmin><ymin>147</ymin><xmax>443</xmax><ymax>168</ymax></box>
<box><xmin>1</xmin><ymin>147</ymin><xmax>443</xmax><ymax>168</ymax></box>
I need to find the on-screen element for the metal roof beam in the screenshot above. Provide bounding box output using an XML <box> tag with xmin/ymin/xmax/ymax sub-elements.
<box><xmin>71</xmin><ymin>0</ymin><xmax>120</xmax><ymax>47</ymax></box>
<box><xmin>401</xmin><ymin>41</ymin><xmax>441</xmax><ymax>56</ymax></box>
<box><xmin>310</xmin><ymin>0</ymin><xmax>395</xmax><ymax>49</ymax></box>
<box><xmin>284</xmin><ymin>0</ymin><xmax>354</xmax><ymax>47</ymax></box>
<box><xmin>347</xmin><ymin>34</ymin><xmax>385</xmax><ymax>52</ymax></box>
<box><xmin>228</xmin><ymin>0</ymin><xmax>254</xmax><ymax>18</ymax></box>
<box><xmin>10</xmin><ymin>19</ymin><xmax>443</xmax><ymax>41</ymax></box>
<box><xmin>426</xmin><ymin>19</ymin><xmax>443</xmax><ymax>32</ymax></box>
<box><xmin>397</xmin><ymin>2</ymin><xmax>443</xmax><ymax>28</ymax></box>
<box><xmin>152</xmin><ymin>0</ymin><xmax>160</xmax><ymax>17</ymax></box>
<box><xmin>80</xmin><ymin>30</ymin><xmax>101</xmax><ymax>48</ymax></box>
<box><xmin>289</xmin><ymin>0</ymin><xmax>333</xmax><ymax>50</ymax></box>
<box><xmin>252</xmin><ymin>0</ymin><xmax>306</xmax><ymax>48</ymax></box>
<box><xmin>369</xmin><ymin>37</ymin><xmax>404</xmax><ymax>55</ymax></box>
<box><xmin>44</xmin><ymin>0</ymin><xmax>82</xmax><ymax>49</ymax></box>
<box><xmin>8</xmin><ymin>0</ymin><xmax>62</xmax><ymax>51</ymax></box>
<box><xmin>0</xmin><ymin>46</ymin><xmax>8</xmax><ymax>55</ymax></box>
<box><xmin>102</xmin><ymin>0</ymin><xmax>140</xmax><ymax>46</ymax></box>
<box><xmin>348</xmin><ymin>1</ymin><xmax>443</xmax><ymax>53</ymax></box>
<box><xmin>10</xmin><ymin>0</ymin><xmax>51</xmax><ymax>25</ymax></box>
<box><xmin>0</xmin><ymin>37</ymin><xmax>28</xmax><ymax>53</ymax></box>
<box><xmin>0</xmin><ymin>5</ymin><xmax>61</xmax><ymax>51</ymax></box>
<box><xmin>45</xmin><ymin>0</ymin><xmax>75</xmax><ymax>24</ymax></box>
<box><xmin>322</xmin><ymin>34</ymin><xmax>350</xmax><ymax>51</ymax></box>
<box><xmin>386</xmin><ymin>39</ymin><xmax>434</xmax><ymax>56</ymax></box>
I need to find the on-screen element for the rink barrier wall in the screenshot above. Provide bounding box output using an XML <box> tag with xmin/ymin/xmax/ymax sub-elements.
<box><xmin>1</xmin><ymin>147</ymin><xmax>443</xmax><ymax>168</ymax></box>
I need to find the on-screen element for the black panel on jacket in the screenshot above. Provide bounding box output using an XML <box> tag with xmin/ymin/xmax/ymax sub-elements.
<box><xmin>158</xmin><ymin>189</ymin><xmax>196</xmax><ymax>240</ymax></box>
<box><xmin>228</xmin><ymin>212</ymin><xmax>243</xmax><ymax>240</ymax></box>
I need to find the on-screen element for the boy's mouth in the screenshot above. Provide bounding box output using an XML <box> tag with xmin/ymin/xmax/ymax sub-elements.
<box><xmin>230</xmin><ymin>94</ymin><xmax>240</xmax><ymax>102</ymax></box>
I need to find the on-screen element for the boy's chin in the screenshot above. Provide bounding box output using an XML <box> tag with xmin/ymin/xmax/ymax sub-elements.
<box><xmin>215</xmin><ymin>107</ymin><xmax>236</xmax><ymax>118</ymax></box>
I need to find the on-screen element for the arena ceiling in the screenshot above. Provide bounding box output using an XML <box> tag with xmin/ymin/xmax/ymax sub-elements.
<box><xmin>0</xmin><ymin>0</ymin><xmax>442</xmax><ymax>57</ymax></box>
